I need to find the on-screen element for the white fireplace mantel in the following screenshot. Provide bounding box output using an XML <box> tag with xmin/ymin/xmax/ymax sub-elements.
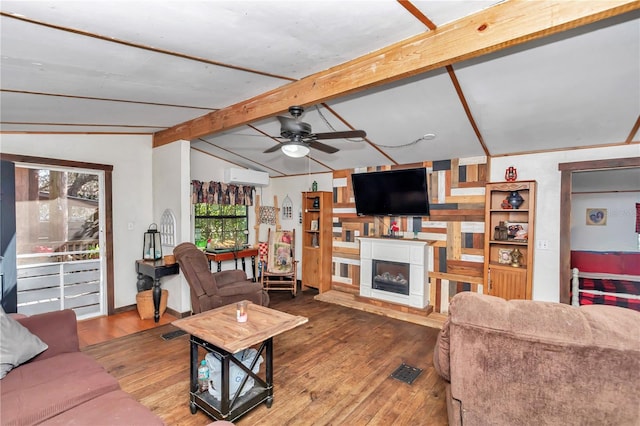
<box><xmin>358</xmin><ymin>237</ymin><xmax>431</xmax><ymax>308</ymax></box>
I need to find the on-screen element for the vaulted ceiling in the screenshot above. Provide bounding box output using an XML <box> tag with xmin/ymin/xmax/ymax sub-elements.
<box><xmin>1</xmin><ymin>1</ymin><xmax>638</xmax><ymax>177</ymax></box>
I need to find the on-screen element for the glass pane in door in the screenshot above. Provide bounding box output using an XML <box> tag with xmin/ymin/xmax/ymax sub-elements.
<box><xmin>14</xmin><ymin>165</ymin><xmax>104</xmax><ymax>318</ymax></box>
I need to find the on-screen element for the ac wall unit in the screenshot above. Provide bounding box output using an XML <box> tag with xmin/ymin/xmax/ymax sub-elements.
<box><xmin>223</xmin><ymin>168</ymin><xmax>270</xmax><ymax>187</ymax></box>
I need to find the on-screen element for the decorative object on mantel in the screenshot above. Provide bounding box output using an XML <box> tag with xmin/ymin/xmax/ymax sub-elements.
<box><xmin>143</xmin><ymin>223</ymin><xmax>162</xmax><ymax>260</ymax></box>
<box><xmin>510</xmin><ymin>248</ymin><xmax>523</xmax><ymax>267</ymax></box>
<box><xmin>586</xmin><ymin>208</ymin><xmax>607</xmax><ymax>226</ymax></box>
<box><xmin>390</xmin><ymin>221</ymin><xmax>400</xmax><ymax>238</ymax></box>
<box><xmin>505</xmin><ymin>166</ymin><xmax>518</xmax><ymax>182</ymax></box>
<box><xmin>507</xmin><ymin>190</ymin><xmax>524</xmax><ymax>209</ymax></box>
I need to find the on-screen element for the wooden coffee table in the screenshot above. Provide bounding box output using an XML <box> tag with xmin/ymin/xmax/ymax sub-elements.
<box><xmin>172</xmin><ymin>302</ymin><xmax>308</xmax><ymax>422</ymax></box>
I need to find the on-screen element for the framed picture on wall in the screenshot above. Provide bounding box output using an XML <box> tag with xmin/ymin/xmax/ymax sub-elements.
<box><xmin>586</xmin><ymin>208</ymin><xmax>607</xmax><ymax>226</ymax></box>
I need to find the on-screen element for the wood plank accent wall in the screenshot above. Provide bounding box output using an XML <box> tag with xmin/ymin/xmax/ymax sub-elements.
<box><xmin>331</xmin><ymin>157</ymin><xmax>487</xmax><ymax>313</ymax></box>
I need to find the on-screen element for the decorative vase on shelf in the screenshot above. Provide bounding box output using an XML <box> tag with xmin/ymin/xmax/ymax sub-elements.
<box><xmin>507</xmin><ymin>191</ymin><xmax>524</xmax><ymax>209</ymax></box>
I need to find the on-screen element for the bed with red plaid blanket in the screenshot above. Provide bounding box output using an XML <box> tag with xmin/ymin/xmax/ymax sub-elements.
<box><xmin>571</xmin><ymin>251</ymin><xmax>640</xmax><ymax>312</ymax></box>
<box><xmin>577</xmin><ymin>275</ymin><xmax>640</xmax><ymax>312</ymax></box>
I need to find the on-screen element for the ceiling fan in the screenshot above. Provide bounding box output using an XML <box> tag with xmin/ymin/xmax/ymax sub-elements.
<box><xmin>263</xmin><ymin>106</ymin><xmax>366</xmax><ymax>157</ymax></box>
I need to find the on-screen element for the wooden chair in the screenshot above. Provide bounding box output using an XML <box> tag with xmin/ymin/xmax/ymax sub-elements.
<box><xmin>260</xmin><ymin>229</ymin><xmax>297</xmax><ymax>297</ymax></box>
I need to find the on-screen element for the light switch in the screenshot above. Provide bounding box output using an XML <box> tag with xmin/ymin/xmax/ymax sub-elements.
<box><xmin>536</xmin><ymin>240</ymin><xmax>549</xmax><ymax>250</ymax></box>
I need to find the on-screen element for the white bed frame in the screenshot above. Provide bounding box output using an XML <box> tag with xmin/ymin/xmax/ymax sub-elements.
<box><xmin>571</xmin><ymin>267</ymin><xmax>640</xmax><ymax>307</ymax></box>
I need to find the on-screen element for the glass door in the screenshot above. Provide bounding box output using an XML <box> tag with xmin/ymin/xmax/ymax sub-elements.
<box><xmin>14</xmin><ymin>164</ymin><xmax>106</xmax><ymax>319</ymax></box>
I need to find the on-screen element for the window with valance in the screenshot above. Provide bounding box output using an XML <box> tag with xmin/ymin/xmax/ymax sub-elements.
<box><xmin>191</xmin><ymin>180</ymin><xmax>255</xmax><ymax>206</ymax></box>
<box><xmin>191</xmin><ymin>181</ymin><xmax>254</xmax><ymax>249</ymax></box>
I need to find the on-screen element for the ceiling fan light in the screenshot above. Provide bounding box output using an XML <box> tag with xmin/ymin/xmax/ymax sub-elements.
<box><xmin>281</xmin><ymin>143</ymin><xmax>309</xmax><ymax>158</ymax></box>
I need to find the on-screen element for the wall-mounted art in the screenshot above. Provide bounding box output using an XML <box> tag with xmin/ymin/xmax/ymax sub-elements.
<box><xmin>586</xmin><ymin>208</ymin><xmax>607</xmax><ymax>226</ymax></box>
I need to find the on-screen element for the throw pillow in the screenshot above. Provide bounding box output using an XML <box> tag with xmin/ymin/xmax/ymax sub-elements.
<box><xmin>0</xmin><ymin>307</ymin><xmax>48</xmax><ymax>379</ymax></box>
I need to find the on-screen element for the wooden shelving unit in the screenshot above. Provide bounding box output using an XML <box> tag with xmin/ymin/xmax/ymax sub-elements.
<box><xmin>301</xmin><ymin>191</ymin><xmax>332</xmax><ymax>293</ymax></box>
<box><xmin>483</xmin><ymin>181</ymin><xmax>536</xmax><ymax>300</ymax></box>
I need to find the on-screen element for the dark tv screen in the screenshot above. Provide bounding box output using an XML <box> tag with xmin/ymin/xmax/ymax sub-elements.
<box><xmin>351</xmin><ymin>168</ymin><xmax>430</xmax><ymax>216</ymax></box>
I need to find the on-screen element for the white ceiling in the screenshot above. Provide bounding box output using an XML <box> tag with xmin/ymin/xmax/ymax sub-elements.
<box><xmin>1</xmin><ymin>1</ymin><xmax>639</xmax><ymax>177</ymax></box>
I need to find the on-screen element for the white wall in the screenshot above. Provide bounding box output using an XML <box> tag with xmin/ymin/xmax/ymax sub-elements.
<box><xmin>1</xmin><ymin>134</ymin><xmax>154</xmax><ymax>309</ymax></box>
<box><xmin>490</xmin><ymin>144</ymin><xmax>640</xmax><ymax>302</ymax></box>
<box><xmin>153</xmin><ymin>140</ymin><xmax>191</xmax><ymax>313</ymax></box>
<box><xmin>571</xmin><ymin>192</ymin><xmax>639</xmax><ymax>251</ymax></box>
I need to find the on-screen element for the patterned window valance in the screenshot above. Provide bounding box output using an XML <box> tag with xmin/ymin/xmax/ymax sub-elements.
<box><xmin>191</xmin><ymin>180</ymin><xmax>254</xmax><ymax>206</ymax></box>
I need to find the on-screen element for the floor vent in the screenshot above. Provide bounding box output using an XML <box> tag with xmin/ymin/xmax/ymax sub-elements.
<box><xmin>390</xmin><ymin>363</ymin><xmax>422</xmax><ymax>385</ymax></box>
<box><xmin>161</xmin><ymin>329</ymin><xmax>187</xmax><ymax>340</ymax></box>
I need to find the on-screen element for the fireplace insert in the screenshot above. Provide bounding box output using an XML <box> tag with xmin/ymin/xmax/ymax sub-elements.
<box><xmin>372</xmin><ymin>259</ymin><xmax>410</xmax><ymax>295</ymax></box>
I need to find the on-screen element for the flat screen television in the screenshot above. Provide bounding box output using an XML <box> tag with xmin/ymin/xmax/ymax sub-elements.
<box><xmin>351</xmin><ymin>167</ymin><xmax>430</xmax><ymax>216</ymax></box>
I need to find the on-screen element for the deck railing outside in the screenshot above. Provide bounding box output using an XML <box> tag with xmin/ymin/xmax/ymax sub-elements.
<box><xmin>17</xmin><ymin>241</ymin><xmax>102</xmax><ymax>319</ymax></box>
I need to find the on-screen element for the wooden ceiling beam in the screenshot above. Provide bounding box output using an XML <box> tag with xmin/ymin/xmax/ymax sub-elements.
<box><xmin>153</xmin><ymin>0</ymin><xmax>640</xmax><ymax>147</ymax></box>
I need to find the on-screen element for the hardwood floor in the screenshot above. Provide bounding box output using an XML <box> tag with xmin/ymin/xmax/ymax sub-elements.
<box><xmin>80</xmin><ymin>290</ymin><xmax>448</xmax><ymax>425</ymax></box>
<box><xmin>77</xmin><ymin>306</ymin><xmax>177</xmax><ymax>348</ymax></box>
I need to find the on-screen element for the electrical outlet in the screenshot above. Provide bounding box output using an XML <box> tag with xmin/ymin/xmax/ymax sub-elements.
<box><xmin>536</xmin><ymin>240</ymin><xmax>549</xmax><ymax>250</ymax></box>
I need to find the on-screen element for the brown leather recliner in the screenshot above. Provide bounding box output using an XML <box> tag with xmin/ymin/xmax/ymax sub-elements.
<box><xmin>173</xmin><ymin>242</ymin><xmax>269</xmax><ymax>314</ymax></box>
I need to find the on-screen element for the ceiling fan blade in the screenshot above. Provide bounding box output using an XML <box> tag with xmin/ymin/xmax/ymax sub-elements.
<box><xmin>308</xmin><ymin>140</ymin><xmax>339</xmax><ymax>154</ymax></box>
<box><xmin>312</xmin><ymin>130</ymin><xmax>366</xmax><ymax>140</ymax></box>
<box><xmin>263</xmin><ymin>144</ymin><xmax>283</xmax><ymax>153</ymax></box>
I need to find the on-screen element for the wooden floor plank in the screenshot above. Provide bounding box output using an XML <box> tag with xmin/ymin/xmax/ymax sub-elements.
<box><xmin>315</xmin><ymin>290</ymin><xmax>446</xmax><ymax>328</ymax></box>
<box><xmin>80</xmin><ymin>289</ymin><xmax>448</xmax><ymax>425</ymax></box>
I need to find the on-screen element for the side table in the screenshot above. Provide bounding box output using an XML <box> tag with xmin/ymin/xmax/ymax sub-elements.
<box><xmin>135</xmin><ymin>259</ymin><xmax>179</xmax><ymax>322</ymax></box>
<box><xmin>172</xmin><ymin>302</ymin><xmax>308</xmax><ymax>422</ymax></box>
<box><xmin>205</xmin><ymin>248</ymin><xmax>259</xmax><ymax>281</ymax></box>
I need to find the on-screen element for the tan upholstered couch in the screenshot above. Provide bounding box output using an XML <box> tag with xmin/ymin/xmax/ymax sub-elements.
<box><xmin>433</xmin><ymin>292</ymin><xmax>640</xmax><ymax>425</ymax></box>
<box><xmin>1</xmin><ymin>309</ymin><xmax>164</xmax><ymax>425</ymax></box>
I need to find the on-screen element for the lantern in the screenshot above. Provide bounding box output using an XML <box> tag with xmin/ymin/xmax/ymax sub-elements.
<box><xmin>143</xmin><ymin>223</ymin><xmax>162</xmax><ymax>260</ymax></box>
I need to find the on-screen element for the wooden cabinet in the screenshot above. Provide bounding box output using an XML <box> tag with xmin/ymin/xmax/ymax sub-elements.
<box><xmin>483</xmin><ymin>181</ymin><xmax>536</xmax><ymax>300</ymax></box>
<box><xmin>301</xmin><ymin>191</ymin><xmax>332</xmax><ymax>293</ymax></box>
